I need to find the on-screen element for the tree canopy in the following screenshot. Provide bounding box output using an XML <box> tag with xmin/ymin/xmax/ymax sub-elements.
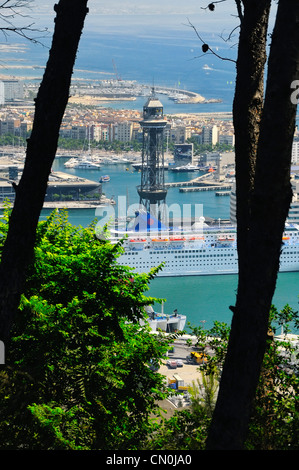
<box><xmin>0</xmin><ymin>209</ymin><xmax>173</xmax><ymax>450</ymax></box>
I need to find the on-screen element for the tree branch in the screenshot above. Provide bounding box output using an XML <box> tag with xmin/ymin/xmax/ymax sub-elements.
<box><xmin>0</xmin><ymin>0</ymin><xmax>48</xmax><ymax>45</ymax></box>
<box><xmin>185</xmin><ymin>18</ymin><xmax>236</xmax><ymax>64</ymax></box>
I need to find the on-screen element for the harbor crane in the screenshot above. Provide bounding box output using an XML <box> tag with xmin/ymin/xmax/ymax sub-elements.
<box><xmin>112</xmin><ymin>59</ymin><xmax>122</xmax><ymax>81</ymax></box>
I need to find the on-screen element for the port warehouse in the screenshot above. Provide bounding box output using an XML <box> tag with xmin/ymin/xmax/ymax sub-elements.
<box><xmin>0</xmin><ymin>170</ymin><xmax>101</xmax><ymax>202</ymax></box>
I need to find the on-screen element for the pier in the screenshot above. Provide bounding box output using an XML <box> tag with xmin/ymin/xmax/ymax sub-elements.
<box><xmin>215</xmin><ymin>191</ymin><xmax>231</xmax><ymax>197</ymax></box>
<box><xmin>179</xmin><ymin>185</ymin><xmax>232</xmax><ymax>193</ymax></box>
<box><xmin>165</xmin><ymin>172</ymin><xmax>211</xmax><ymax>188</ymax></box>
<box><xmin>165</xmin><ymin>172</ymin><xmax>233</xmax><ymax>193</ymax></box>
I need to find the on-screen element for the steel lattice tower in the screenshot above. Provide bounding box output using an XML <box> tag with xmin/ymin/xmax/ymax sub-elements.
<box><xmin>137</xmin><ymin>89</ymin><xmax>168</xmax><ymax>219</ymax></box>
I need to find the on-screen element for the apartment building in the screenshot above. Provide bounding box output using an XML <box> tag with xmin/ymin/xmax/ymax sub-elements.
<box><xmin>0</xmin><ymin>79</ymin><xmax>24</xmax><ymax>102</ymax></box>
<box><xmin>0</xmin><ymin>119</ymin><xmax>20</xmax><ymax>135</ymax></box>
<box><xmin>201</xmin><ymin>125</ymin><xmax>219</xmax><ymax>145</ymax></box>
<box><xmin>218</xmin><ymin>133</ymin><xmax>235</xmax><ymax>146</ymax></box>
<box><xmin>169</xmin><ymin>125</ymin><xmax>192</xmax><ymax>144</ymax></box>
<box><xmin>115</xmin><ymin>121</ymin><xmax>133</xmax><ymax>142</ymax></box>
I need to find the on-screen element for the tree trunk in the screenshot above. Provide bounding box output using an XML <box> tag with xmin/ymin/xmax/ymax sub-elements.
<box><xmin>0</xmin><ymin>0</ymin><xmax>89</xmax><ymax>343</ymax></box>
<box><xmin>233</xmin><ymin>0</ymin><xmax>271</xmax><ymax>285</ymax></box>
<box><xmin>206</xmin><ymin>0</ymin><xmax>299</xmax><ymax>449</ymax></box>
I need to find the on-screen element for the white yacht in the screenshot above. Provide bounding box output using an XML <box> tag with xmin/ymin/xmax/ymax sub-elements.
<box><xmin>64</xmin><ymin>158</ymin><xmax>101</xmax><ymax>169</ymax></box>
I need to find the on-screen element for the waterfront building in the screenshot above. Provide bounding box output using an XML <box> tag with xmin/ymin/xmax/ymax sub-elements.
<box><xmin>200</xmin><ymin>151</ymin><xmax>222</xmax><ymax>167</ymax></box>
<box><xmin>174</xmin><ymin>143</ymin><xmax>194</xmax><ymax>166</ymax></box>
<box><xmin>0</xmin><ymin>170</ymin><xmax>102</xmax><ymax>203</ymax></box>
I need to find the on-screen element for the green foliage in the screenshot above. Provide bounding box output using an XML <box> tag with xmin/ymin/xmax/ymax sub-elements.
<box><xmin>246</xmin><ymin>305</ymin><xmax>299</xmax><ymax>450</ymax></box>
<box><xmin>187</xmin><ymin>308</ymin><xmax>299</xmax><ymax>450</ymax></box>
<box><xmin>0</xmin><ymin>209</ymin><xmax>172</xmax><ymax>450</ymax></box>
<box><xmin>145</xmin><ymin>408</ymin><xmax>210</xmax><ymax>451</ymax></box>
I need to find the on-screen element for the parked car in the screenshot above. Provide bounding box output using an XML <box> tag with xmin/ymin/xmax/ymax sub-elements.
<box><xmin>166</xmin><ymin>360</ymin><xmax>178</xmax><ymax>369</ymax></box>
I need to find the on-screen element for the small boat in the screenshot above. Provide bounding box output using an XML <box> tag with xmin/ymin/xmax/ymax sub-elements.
<box><xmin>99</xmin><ymin>175</ymin><xmax>110</xmax><ymax>182</ymax></box>
<box><xmin>141</xmin><ymin>304</ymin><xmax>187</xmax><ymax>333</ymax></box>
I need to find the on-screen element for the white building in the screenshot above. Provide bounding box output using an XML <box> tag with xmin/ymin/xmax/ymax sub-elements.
<box><xmin>1</xmin><ymin>79</ymin><xmax>24</xmax><ymax>102</ymax></box>
<box><xmin>115</xmin><ymin>121</ymin><xmax>133</xmax><ymax>142</ymax></box>
<box><xmin>292</xmin><ymin>140</ymin><xmax>299</xmax><ymax>164</ymax></box>
<box><xmin>0</xmin><ymin>82</ymin><xmax>4</xmax><ymax>105</ymax></box>
<box><xmin>202</xmin><ymin>125</ymin><xmax>219</xmax><ymax>145</ymax></box>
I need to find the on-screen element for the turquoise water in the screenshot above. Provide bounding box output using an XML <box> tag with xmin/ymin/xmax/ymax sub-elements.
<box><xmin>147</xmin><ymin>272</ymin><xmax>299</xmax><ymax>332</ymax></box>
<box><xmin>43</xmin><ymin>158</ymin><xmax>299</xmax><ymax>332</ymax></box>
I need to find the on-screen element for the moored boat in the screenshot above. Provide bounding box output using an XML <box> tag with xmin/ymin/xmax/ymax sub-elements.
<box><xmin>99</xmin><ymin>175</ymin><xmax>110</xmax><ymax>182</ymax></box>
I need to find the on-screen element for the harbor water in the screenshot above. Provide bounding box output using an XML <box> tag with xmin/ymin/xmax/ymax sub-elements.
<box><xmin>44</xmin><ymin>158</ymin><xmax>299</xmax><ymax>332</ymax></box>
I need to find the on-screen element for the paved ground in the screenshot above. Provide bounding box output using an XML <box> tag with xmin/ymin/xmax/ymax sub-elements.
<box><xmin>158</xmin><ymin>340</ymin><xmax>204</xmax><ymax>387</ymax></box>
<box><xmin>153</xmin><ymin>340</ymin><xmax>205</xmax><ymax>415</ymax></box>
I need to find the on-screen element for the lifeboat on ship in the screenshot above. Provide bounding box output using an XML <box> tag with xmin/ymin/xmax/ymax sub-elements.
<box><xmin>128</xmin><ymin>238</ymin><xmax>146</xmax><ymax>250</ymax></box>
<box><xmin>217</xmin><ymin>236</ymin><xmax>235</xmax><ymax>244</ymax></box>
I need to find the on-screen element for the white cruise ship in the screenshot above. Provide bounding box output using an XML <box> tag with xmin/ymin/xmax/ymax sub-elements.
<box><xmin>109</xmin><ymin>211</ymin><xmax>299</xmax><ymax>277</ymax></box>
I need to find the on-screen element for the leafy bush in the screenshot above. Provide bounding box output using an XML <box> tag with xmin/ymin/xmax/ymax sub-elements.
<box><xmin>0</xmin><ymin>209</ymin><xmax>172</xmax><ymax>450</ymax></box>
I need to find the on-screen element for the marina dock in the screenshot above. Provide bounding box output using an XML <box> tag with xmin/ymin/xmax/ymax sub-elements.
<box><xmin>179</xmin><ymin>185</ymin><xmax>232</xmax><ymax>193</ymax></box>
<box><xmin>166</xmin><ymin>172</ymin><xmax>233</xmax><ymax>193</ymax></box>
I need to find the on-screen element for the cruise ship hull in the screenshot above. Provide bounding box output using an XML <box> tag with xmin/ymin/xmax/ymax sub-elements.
<box><xmin>116</xmin><ymin>242</ymin><xmax>299</xmax><ymax>277</ymax></box>
<box><xmin>109</xmin><ymin>212</ymin><xmax>299</xmax><ymax>277</ymax></box>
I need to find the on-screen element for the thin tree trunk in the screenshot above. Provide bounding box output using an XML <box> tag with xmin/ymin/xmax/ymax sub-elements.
<box><xmin>0</xmin><ymin>0</ymin><xmax>89</xmax><ymax>343</ymax></box>
<box><xmin>207</xmin><ymin>0</ymin><xmax>299</xmax><ymax>449</ymax></box>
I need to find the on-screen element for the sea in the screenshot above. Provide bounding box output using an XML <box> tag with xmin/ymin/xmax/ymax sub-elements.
<box><xmin>2</xmin><ymin>22</ymin><xmax>299</xmax><ymax>332</ymax></box>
